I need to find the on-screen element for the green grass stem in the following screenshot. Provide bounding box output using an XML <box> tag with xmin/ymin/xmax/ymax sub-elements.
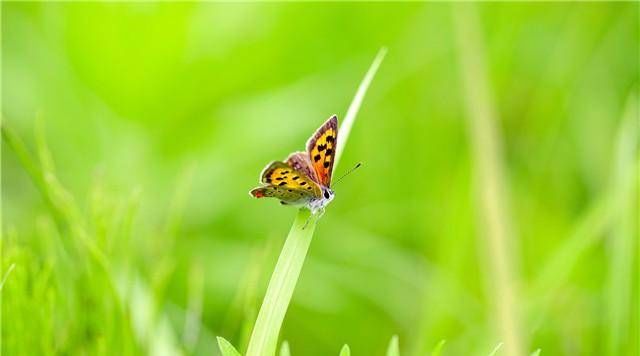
<box><xmin>430</xmin><ymin>340</ymin><xmax>446</xmax><ymax>356</ymax></box>
<box><xmin>531</xmin><ymin>93</ymin><xmax>638</xmax><ymax>298</ymax></box>
<box><xmin>605</xmin><ymin>93</ymin><xmax>638</xmax><ymax>354</ymax></box>
<box><xmin>386</xmin><ymin>335</ymin><xmax>399</xmax><ymax>356</ymax></box>
<box><xmin>244</xmin><ymin>48</ymin><xmax>386</xmax><ymax>356</ymax></box>
<box><xmin>453</xmin><ymin>4</ymin><xmax>523</xmax><ymax>356</ymax></box>
<box><xmin>279</xmin><ymin>341</ymin><xmax>291</xmax><ymax>356</ymax></box>
<box><xmin>335</xmin><ymin>47</ymin><xmax>387</xmax><ymax>168</ymax></box>
<box><xmin>0</xmin><ymin>263</ymin><xmax>15</xmax><ymax>291</ymax></box>
<box><xmin>218</xmin><ymin>337</ymin><xmax>242</xmax><ymax>356</ymax></box>
<box><xmin>487</xmin><ymin>342</ymin><xmax>503</xmax><ymax>356</ymax></box>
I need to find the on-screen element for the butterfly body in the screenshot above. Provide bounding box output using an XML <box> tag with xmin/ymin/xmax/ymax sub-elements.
<box><xmin>308</xmin><ymin>186</ymin><xmax>335</xmax><ymax>212</ymax></box>
<box><xmin>250</xmin><ymin>115</ymin><xmax>338</xmax><ymax>214</ymax></box>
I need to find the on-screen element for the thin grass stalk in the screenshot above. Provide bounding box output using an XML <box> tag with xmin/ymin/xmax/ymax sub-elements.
<box><xmin>0</xmin><ymin>3</ymin><xmax>3</xmax><ymax>352</ymax></box>
<box><xmin>528</xmin><ymin>157</ymin><xmax>639</xmax><ymax>323</ymax></box>
<box><xmin>245</xmin><ymin>48</ymin><xmax>386</xmax><ymax>356</ymax></box>
<box><xmin>606</xmin><ymin>93</ymin><xmax>638</xmax><ymax>354</ymax></box>
<box><xmin>1</xmin><ymin>123</ymin><xmax>126</xmax><ymax>329</ymax></box>
<box><xmin>453</xmin><ymin>4</ymin><xmax>524</xmax><ymax>356</ymax></box>
<box><xmin>531</xmin><ymin>95</ymin><xmax>638</xmax><ymax>301</ymax></box>
<box><xmin>335</xmin><ymin>47</ymin><xmax>387</xmax><ymax>168</ymax></box>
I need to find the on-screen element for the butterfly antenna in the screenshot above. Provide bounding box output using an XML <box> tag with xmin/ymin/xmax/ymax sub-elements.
<box><xmin>332</xmin><ymin>162</ymin><xmax>362</xmax><ymax>187</ymax></box>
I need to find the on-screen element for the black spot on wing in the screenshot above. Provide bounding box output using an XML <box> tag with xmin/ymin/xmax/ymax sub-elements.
<box><xmin>300</xmin><ymin>181</ymin><xmax>306</xmax><ymax>186</ymax></box>
<box><xmin>326</xmin><ymin>135</ymin><xmax>335</xmax><ymax>143</ymax></box>
<box><xmin>314</xmin><ymin>154</ymin><xmax>321</xmax><ymax>162</ymax></box>
<box><xmin>325</xmin><ymin>148</ymin><xmax>333</xmax><ymax>155</ymax></box>
<box><xmin>323</xmin><ymin>162</ymin><xmax>330</xmax><ymax>168</ymax></box>
<box><xmin>292</xmin><ymin>176</ymin><xmax>299</xmax><ymax>180</ymax></box>
<box><xmin>317</xmin><ymin>144</ymin><xmax>326</xmax><ymax>151</ymax></box>
<box><xmin>278</xmin><ymin>182</ymin><xmax>286</xmax><ymax>186</ymax></box>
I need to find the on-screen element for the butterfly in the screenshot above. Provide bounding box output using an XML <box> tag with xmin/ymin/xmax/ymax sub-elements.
<box><xmin>250</xmin><ymin>115</ymin><xmax>339</xmax><ymax>214</ymax></box>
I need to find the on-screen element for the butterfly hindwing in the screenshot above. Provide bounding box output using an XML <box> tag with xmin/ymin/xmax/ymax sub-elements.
<box><xmin>286</xmin><ymin>152</ymin><xmax>319</xmax><ymax>184</ymax></box>
<box><xmin>306</xmin><ymin>115</ymin><xmax>338</xmax><ymax>187</ymax></box>
<box><xmin>249</xmin><ymin>161</ymin><xmax>321</xmax><ymax>204</ymax></box>
<box><xmin>250</xmin><ymin>185</ymin><xmax>312</xmax><ymax>205</ymax></box>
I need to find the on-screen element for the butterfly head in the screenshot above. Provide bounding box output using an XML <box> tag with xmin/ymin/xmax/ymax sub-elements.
<box><xmin>307</xmin><ymin>186</ymin><xmax>334</xmax><ymax>213</ymax></box>
<box><xmin>322</xmin><ymin>187</ymin><xmax>335</xmax><ymax>203</ymax></box>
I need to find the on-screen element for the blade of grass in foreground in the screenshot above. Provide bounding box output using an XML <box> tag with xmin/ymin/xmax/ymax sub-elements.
<box><xmin>430</xmin><ymin>340</ymin><xmax>446</xmax><ymax>356</ymax></box>
<box><xmin>243</xmin><ymin>48</ymin><xmax>386</xmax><ymax>356</ymax></box>
<box><xmin>339</xmin><ymin>344</ymin><xmax>351</xmax><ymax>356</ymax></box>
<box><xmin>386</xmin><ymin>335</ymin><xmax>399</xmax><ymax>356</ymax></box>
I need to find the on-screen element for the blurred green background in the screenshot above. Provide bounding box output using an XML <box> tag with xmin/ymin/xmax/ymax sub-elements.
<box><xmin>2</xmin><ymin>2</ymin><xmax>638</xmax><ymax>355</ymax></box>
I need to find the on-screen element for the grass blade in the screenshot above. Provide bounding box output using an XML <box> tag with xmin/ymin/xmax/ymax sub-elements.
<box><xmin>606</xmin><ymin>93</ymin><xmax>638</xmax><ymax>354</ymax></box>
<box><xmin>386</xmin><ymin>335</ymin><xmax>399</xmax><ymax>356</ymax></box>
<box><xmin>245</xmin><ymin>210</ymin><xmax>315</xmax><ymax>356</ymax></box>
<box><xmin>453</xmin><ymin>4</ymin><xmax>523</xmax><ymax>355</ymax></box>
<box><xmin>245</xmin><ymin>48</ymin><xmax>386</xmax><ymax>356</ymax></box>
<box><xmin>279</xmin><ymin>341</ymin><xmax>291</xmax><ymax>356</ymax></box>
<box><xmin>530</xmin><ymin>349</ymin><xmax>541</xmax><ymax>356</ymax></box>
<box><xmin>488</xmin><ymin>342</ymin><xmax>503</xmax><ymax>356</ymax></box>
<box><xmin>0</xmin><ymin>264</ymin><xmax>16</xmax><ymax>291</ymax></box>
<box><xmin>218</xmin><ymin>336</ymin><xmax>242</xmax><ymax>356</ymax></box>
<box><xmin>334</xmin><ymin>47</ymin><xmax>386</xmax><ymax>169</ymax></box>
<box><xmin>430</xmin><ymin>340</ymin><xmax>446</xmax><ymax>356</ymax></box>
<box><xmin>530</xmin><ymin>96</ymin><xmax>638</xmax><ymax>315</ymax></box>
<box><xmin>339</xmin><ymin>344</ymin><xmax>351</xmax><ymax>356</ymax></box>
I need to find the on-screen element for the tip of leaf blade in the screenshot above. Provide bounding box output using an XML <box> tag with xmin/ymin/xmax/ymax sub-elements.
<box><xmin>280</xmin><ymin>341</ymin><xmax>291</xmax><ymax>356</ymax></box>
<box><xmin>431</xmin><ymin>340</ymin><xmax>447</xmax><ymax>356</ymax></box>
<box><xmin>217</xmin><ymin>337</ymin><xmax>242</xmax><ymax>356</ymax></box>
<box><xmin>339</xmin><ymin>344</ymin><xmax>351</xmax><ymax>356</ymax></box>
<box><xmin>386</xmin><ymin>335</ymin><xmax>399</xmax><ymax>356</ymax></box>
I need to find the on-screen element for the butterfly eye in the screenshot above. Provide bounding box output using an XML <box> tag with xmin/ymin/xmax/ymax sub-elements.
<box><xmin>323</xmin><ymin>191</ymin><xmax>330</xmax><ymax>199</ymax></box>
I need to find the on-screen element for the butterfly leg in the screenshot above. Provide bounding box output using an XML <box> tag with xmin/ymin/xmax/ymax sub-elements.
<box><xmin>302</xmin><ymin>213</ymin><xmax>312</xmax><ymax>230</ymax></box>
<box><xmin>302</xmin><ymin>207</ymin><xmax>325</xmax><ymax>230</ymax></box>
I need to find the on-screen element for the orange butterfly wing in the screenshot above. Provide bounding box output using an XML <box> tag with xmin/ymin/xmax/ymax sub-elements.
<box><xmin>306</xmin><ymin>115</ymin><xmax>338</xmax><ymax>187</ymax></box>
<box><xmin>286</xmin><ymin>151</ymin><xmax>319</xmax><ymax>184</ymax></box>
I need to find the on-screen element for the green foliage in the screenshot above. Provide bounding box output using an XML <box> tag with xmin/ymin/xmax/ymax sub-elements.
<box><xmin>2</xmin><ymin>2</ymin><xmax>638</xmax><ymax>356</ymax></box>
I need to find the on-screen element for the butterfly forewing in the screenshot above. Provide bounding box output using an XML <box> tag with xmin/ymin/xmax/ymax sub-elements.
<box><xmin>306</xmin><ymin>115</ymin><xmax>338</xmax><ymax>187</ymax></box>
<box><xmin>286</xmin><ymin>152</ymin><xmax>319</xmax><ymax>184</ymax></box>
